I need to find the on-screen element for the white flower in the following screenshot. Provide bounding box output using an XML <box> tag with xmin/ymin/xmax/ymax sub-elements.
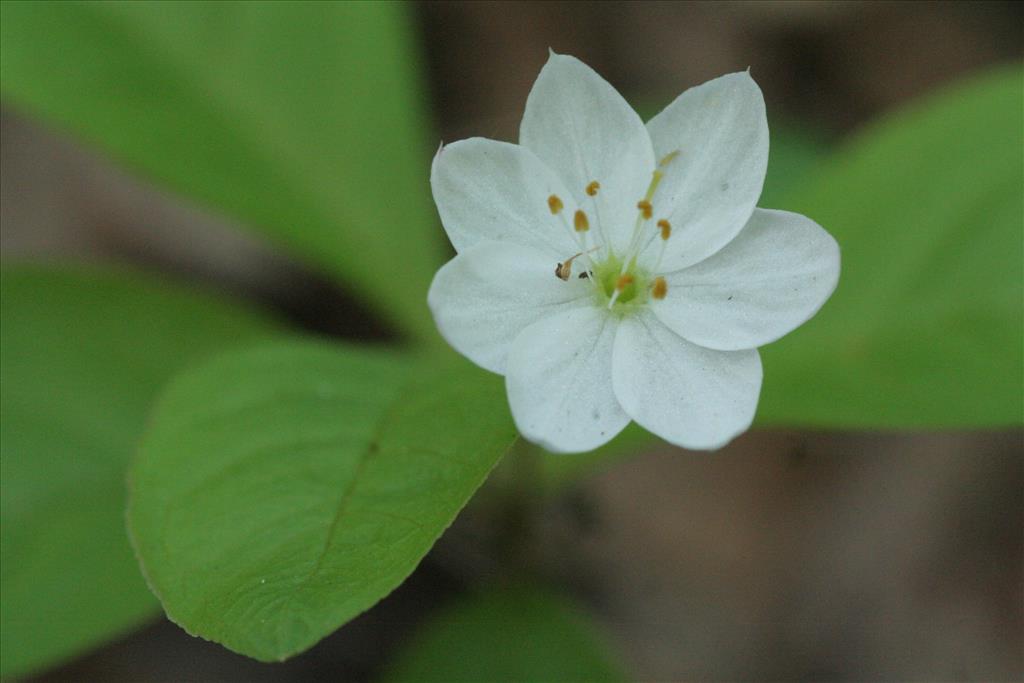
<box><xmin>428</xmin><ymin>53</ymin><xmax>840</xmax><ymax>454</ymax></box>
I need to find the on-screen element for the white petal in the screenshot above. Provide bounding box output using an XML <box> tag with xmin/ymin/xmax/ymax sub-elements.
<box><xmin>431</xmin><ymin>138</ymin><xmax>582</xmax><ymax>257</ymax></box>
<box><xmin>612</xmin><ymin>310</ymin><xmax>761</xmax><ymax>450</ymax></box>
<box><xmin>520</xmin><ymin>52</ymin><xmax>655</xmax><ymax>256</ymax></box>
<box><xmin>643</xmin><ymin>71</ymin><xmax>769</xmax><ymax>271</ymax></box>
<box><xmin>428</xmin><ymin>241</ymin><xmax>593</xmax><ymax>374</ymax></box>
<box><xmin>653</xmin><ymin>209</ymin><xmax>840</xmax><ymax>351</ymax></box>
<box><xmin>506</xmin><ymin>306</ymin><xmax>628</xmax><ymax>453</ymax></box>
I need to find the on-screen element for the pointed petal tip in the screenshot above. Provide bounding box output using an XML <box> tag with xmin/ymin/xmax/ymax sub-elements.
<box><xmin>540</xmin><ymin>50</ymin><xmax>588</xmax><ymax>72</ymax></box>
<box><xmin>728</xmin><ymin>68</ymin><xmax>760</xmax><ymax>85</ymax></box>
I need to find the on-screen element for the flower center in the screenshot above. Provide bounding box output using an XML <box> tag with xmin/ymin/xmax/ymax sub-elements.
<box><xmin>592</xmin><ymin>255</ymin><xmax>646</xmax><ymax>307</ymax></box>
<box><xmin>547</xmin><ymin>150</ymin><xmax>680</xmax><ymax>309</ymax></box>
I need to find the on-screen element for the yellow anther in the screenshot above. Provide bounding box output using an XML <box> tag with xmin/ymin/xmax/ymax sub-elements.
<box><xmin>573</xmin><ymin>209</ymin><xmax>589</xmax><ymax>232</ymax></box>
<box><xmin>585</xmin><ymin>180</ymin><xmax>600</xmax><ymax>196</ymax></box>
<box><xmin>651</xmin><ymin>276</ymin><xmax>668</xmax><ymax>300</ymax></box>
<box><xmin>636</xmin><ymin>200</ymin><xmax>653</xmax><ymax>220</ymax></box>
<box><xmin>659</xmin><ymin>150</ymin><xmax>680</xmax><ymax>167</ymax></box>
<box><xmin>657</xmin><ymin>219</ymin><xmax>671</xmax><ymax>240</ymax></box>
<box><xmin>547</xmin><ymin>194</ymin><xmax>563</xmax><ymax>215</ymax></box>
<box><xmin>615</xmin><ymin>274</ymin><xmax>635</xmax><ymax>291</ymax></box>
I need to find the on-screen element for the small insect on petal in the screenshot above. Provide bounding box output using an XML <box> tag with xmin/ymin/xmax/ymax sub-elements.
<box><xmin>615</xmin><ymin>274</ymin><xmax>635</xmax><ymax>291</ymax></box>
<box><xmin>636</xmin><ymin>200</ymin><xmax>652</xmax><ymax>220</ymax></box>
<box><xmin>548</xmin><ymin>194</ymin><xmax>564</xmax><ymax>215</ymax></box>
<box><xmin>651</xmin><ymin>276</ymin><xmax>668</xmax><ymax>300</ymax></box>
<box><xmin>585</xmin><ymin>180</ymin><xmax>600</xmax><ymax>196</ymax></box>
<box><xmin>657</xmin><ymin>219</ymin><xmax>671</xmax><ymax>240</ymax></box>
<box><xmin>574</xmin><ymin>209</ymin><xmax>589</xmax><ymax>232</ymax></box>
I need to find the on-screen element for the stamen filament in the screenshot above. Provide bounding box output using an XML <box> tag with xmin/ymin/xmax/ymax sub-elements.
<box><xmin>607</xmin><ymin>274</ymin><xmax>635</xmax><ymax>309</ymax></box>
<box><xmin>644</xmin><ymin>171</ymin><xmax>664</xmax><ymax>202</ymax></box>
<box><xmin>584</xmin><ymin>180</ymin><xmax>610</xmax><ymax>261</ymax></box>
<box><xmin>552</xmin><ymin>207</ymin><xmax>601</xmax><ymax>291</ymax></box>
<box><xmin>659</xmin><ymin>150</ymin><xmax>680</xmax><ymax>167</ymax></box>
<box><xmin>619</xmin><ymin>168</ymin><xmax>667</xmax><ymax>276</ymax></box>
<box><xmin>617</xmin><ymin>213</ymin><xmax>645</xmax><ymax>276</ymax></box>
<box><xmin>555</xmin><ymin>245</ymin><xmax>601</xmax><ymax>281</ymax></box>
<box><xmin>652</xmin><ymin>234</ymin><xmax>669</xmax><ymax>274</ymax></box>
<box><xmin>635</xmin><ymin>218</ymin><xmax>672</xmax><ymax>267</ymax></box>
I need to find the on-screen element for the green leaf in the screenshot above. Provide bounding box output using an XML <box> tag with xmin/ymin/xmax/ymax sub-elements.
<box><xmin>0</xmin><ymin>1</ymin><xmax>442</xmax><ymax>342</ymax></box>
<box><xmin>757</xmin><ymin>122</ymin><xmax>828</xmax><ymax>208</ymax></box>
<box><xmin>127</xmin><ymin>342</ymin><xmax>516</xmax><ymax>661</ymax></box>
<box><xmin>383</xmin><ymin>584</ymin><xmax>628</xmax><ymax>683</ymax></box>
<box><xmin>0</xmin><ymin>264</ymin><xmax>279</xmax><ymax>678</ymax></box>
<box><xmin>759</xmin><ymin>64</ymin><xmax>1024</xmax><ymax>427</ymax></box>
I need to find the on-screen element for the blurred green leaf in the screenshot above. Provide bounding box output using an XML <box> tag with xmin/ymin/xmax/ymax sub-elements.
<box><xmin>759</xmin><ymin>64</ymin><xmax>1024</xmax><ymax>427</ymax></box>
<box><xmin>383</xmin><ymin>584</ymin><xmax>628</xmax><ymax>683</ymax></box>
<box><xmin>0</xmin><ymin>264</ymin><xmax>279</xmax><ymax>678</ymax></box>
<box><xmin>0</xmin><ymin>1</ymin><xmax>442</xmax><ymax>342</ymax></box>
<box><xmin>757</xmin><ymin>122</ymin><xmax>828</xmax><ymax>208</ymax></box>
<box><xmin>128</xmin><ymin>342</ymin><xmax>516</xmax><ymax>661</ymax></box>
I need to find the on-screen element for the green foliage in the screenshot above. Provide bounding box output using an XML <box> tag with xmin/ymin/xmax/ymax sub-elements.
<box><xmin>0</xmin><ymin>0</ymin><xmax>443</xmax><ymax>342</ymax></box>
<box><xmin>2</xmin><ymin>2</ymin><xmax>1020</xmax><ymax>673</ymax></box>
<box><xmin>383</xmin><ymin>584</ymin><xmax>628</xmax><ymax>683</ymax></box>
<box><xmin>128</xmin><ymin>342</ymin><xmax>516</xmax><ymax>661</ymax></box>
<box><xmin>758</xmin><ymin>65</ymin><xmax>1024</xmax><ymax>427</ymax></box>
<box><xmin>0</xmin><ymin>265</ymin><xmax>279</xmax><ymax>678</ymax></box>
<box><xmin>757</xmin><ymin>123</ymin><xmax>828</xmax><ymax>209</ymax></box>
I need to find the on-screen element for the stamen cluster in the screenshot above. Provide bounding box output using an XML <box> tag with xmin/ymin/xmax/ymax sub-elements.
<box><xmin>545</xmin><ymin>156</ymin><xmax>676</xmax><ymax>312</ymax></box>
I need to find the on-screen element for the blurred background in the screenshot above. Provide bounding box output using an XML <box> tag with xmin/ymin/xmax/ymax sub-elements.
<box><xmin>2</xmin><ymin>1</ymin><xmax>1022</xmax><ymax>681</ymax></box>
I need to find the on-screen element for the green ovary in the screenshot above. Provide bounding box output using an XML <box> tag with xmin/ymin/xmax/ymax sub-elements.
<box><xmin>592</xmin><ymin>256</ymin><xmax>648</xmax><ymax>307</ymax></box>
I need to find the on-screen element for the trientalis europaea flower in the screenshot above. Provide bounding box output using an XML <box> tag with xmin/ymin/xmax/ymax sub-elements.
<box><xmin>428</xmin><ymin>52</ymin><xmax>840</xmax><ymax>453</ymax></box>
